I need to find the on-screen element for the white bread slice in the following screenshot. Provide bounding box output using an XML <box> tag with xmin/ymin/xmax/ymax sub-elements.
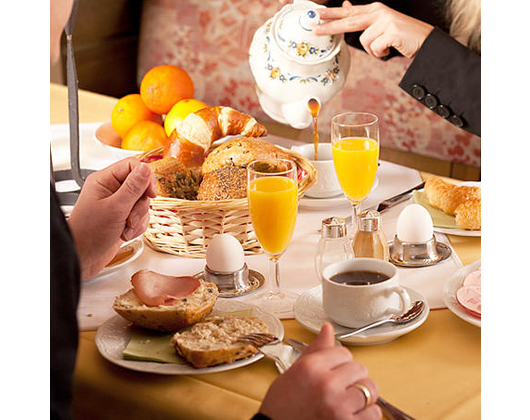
<box><xmin>171</xmin><ymin>315</ymin><xmax>269</xmax><ymax>368</ymax></box>
<box><xmin>113</xmin><ymin>279</ymin><xmax>219</xmax><ymax>332</ymax></box>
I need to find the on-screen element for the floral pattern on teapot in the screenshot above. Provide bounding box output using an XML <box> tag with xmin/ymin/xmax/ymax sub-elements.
<box><xmin>263</xmin><ymin>22</ymin><xmax>341</xmax><ymax>86</ymax></box>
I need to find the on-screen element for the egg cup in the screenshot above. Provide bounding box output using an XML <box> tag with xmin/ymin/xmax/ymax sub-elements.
<box><xmin>389</xmin><ymin>235</ymin><xmax>452</xmax><ymax>268</ymax></box>
<box><xmin>195</xmin><ymin>264</ymin><xmax>265</xmax><ymax>298</ymax></box>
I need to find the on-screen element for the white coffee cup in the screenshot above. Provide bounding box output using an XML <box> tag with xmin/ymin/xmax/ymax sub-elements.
<box><xmin>321</xmin><ymin>258</ymin><xmax>411</xmax><ymax>328</ymax></box>
<box><xmin>291</xmin><ymin>143</ymin><xmax>342</xmax><ymax>198</ymax></box>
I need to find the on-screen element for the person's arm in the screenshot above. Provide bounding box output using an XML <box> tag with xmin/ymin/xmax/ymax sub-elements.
<box><xmin>399</xmin><ymin>27</ymin><xmax>481</xmax><ymax>136</ymax></box>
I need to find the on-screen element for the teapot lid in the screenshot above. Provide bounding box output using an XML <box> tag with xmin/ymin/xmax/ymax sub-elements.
<box><xmin>272</xmin><ymin>1</ymin><xmax>342</xmax><ymax>64</ymax></box>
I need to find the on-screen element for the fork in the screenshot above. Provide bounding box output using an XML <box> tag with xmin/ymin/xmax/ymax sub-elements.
<box><xmin>284</xmin><ymin>337</ymin><xmax>416</xmax><ymax>420</ymax></box>
<box><xmin>237</xmin><ymin>333</ymin><xmax>291</xmax><ymax>373</ymax></box>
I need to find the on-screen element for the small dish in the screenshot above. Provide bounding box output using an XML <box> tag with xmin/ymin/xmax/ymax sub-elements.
<box><xmin>442</xmin><ymin>259</ymin><xmax>481</xmax><ymax>327</ymax></box>
<box><xmin>94</xmin><ymin>121</ymin><xmax>140</xmax><ymax>160</ymax></box>
<box><xmin>95</xmin><ymin>299</ymin><xmax>284</xmax><ymax>375</ymax></box>
<box><xmin>86</xmin><ymin>238</ymin><xmax>144</xmax><ymax>281</ymax></box>
<box><xmin>299</xmin><ymin>177</ymin><xmax>379</xmax><ymax>210</ymax></box>
<box><xmin>294</xmin><ymin>286</ymin><xmax>429</xmax><ymax>345</ymax></box>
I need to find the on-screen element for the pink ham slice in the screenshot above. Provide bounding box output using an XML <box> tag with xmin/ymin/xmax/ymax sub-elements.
<box><xmin>456</xmin><ymin>267</ymin><xmax>481</xmax><ymax>318</ymax></box>
<box><xmin>463</xmin><ymin>267</ymin><xmax>481</xmax><ymax>287</ymax></box>
<box><xmin>131</xmin><ymin>269</ymin><xmax>201</xmax><ymax>307</ymax></box>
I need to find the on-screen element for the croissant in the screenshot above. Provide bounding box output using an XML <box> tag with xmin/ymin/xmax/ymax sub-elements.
<box><xmin>165</xmin><ymin>106</ymin><xmax>267</xmax><ymax>167</ymax></box>
<box><xmin>424</xmin><ymin>177</ymin><xmax>481</xmax><ymax>230</ymax></box>
<box><xmin>454</xmin><ymin>198</ymin><xmax>481</xmax><ymax>230</ymax></box>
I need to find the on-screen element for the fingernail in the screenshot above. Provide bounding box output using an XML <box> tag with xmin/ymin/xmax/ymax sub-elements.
<box><xmin>135</xmin><ymin>162</ymin><xmax>150</xmax><ymax>177</ymax></box>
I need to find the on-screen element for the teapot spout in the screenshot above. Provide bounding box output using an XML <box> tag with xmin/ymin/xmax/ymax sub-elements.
<box><xmin>281</xmin><ymin>97</ymin><xmax>321</xmax><ymax>129</ymax></box>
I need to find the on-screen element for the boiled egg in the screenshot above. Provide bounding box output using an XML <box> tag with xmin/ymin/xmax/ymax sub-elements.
<box><xmin>396</xmin><ymin>204</ymin><xmax>433</xmax><ymax>243</ymax></box>
<box><xmin>206</xmin><ymin>234</ymin><xmax>245</xmax><ymax>273</ymax></box>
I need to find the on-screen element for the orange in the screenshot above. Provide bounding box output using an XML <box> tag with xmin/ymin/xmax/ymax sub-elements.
<box><xmin>140</xmin><ymin>65</ymin><xmax>194</xmax><ymax>115</ymax></box>
<box><xmin>121</xmin><ymin>120</ymin><xmax>169</xmax><ymax>151</ymax></box>
<box><xmin>111</xmin><ymin>94</ymin><xmax>162</xmax><ymax>139</ymax></box>
<box><xmin>164</xmin><ymin>98</ymin><xmax>208</xmax><ymax>137</ymax></box>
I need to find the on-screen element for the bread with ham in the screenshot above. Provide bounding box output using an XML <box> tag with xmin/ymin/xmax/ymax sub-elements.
<box><xmin>170</xmin><ymin>315</ymin><xmax>269</xmax><ymax>368</ymax></box>
<box><xmin>164</xmin><ymin>106</ymin><xmax>267</xmax><ymax>168</ymax></box>
<box><xmin>113</xmin><ymin>269</ymin><xmax>219</xmax><ymax>331</ymax></box>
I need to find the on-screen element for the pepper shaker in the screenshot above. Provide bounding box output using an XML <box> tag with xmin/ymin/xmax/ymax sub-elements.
<box><xmin>315</xmin><ymin>217</ymin><xmax>353</xmax><ymax>281</ymax></box>
<box><xmin>352</xmin><ymin>210</ymin><xmax>389</xmax><ymax>261</ymax></box>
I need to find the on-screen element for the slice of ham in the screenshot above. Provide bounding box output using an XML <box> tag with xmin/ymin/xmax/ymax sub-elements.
<box><xmin>131</xmin><ymin>269</ymin><xmax>201</xmax><ymax>307</ymax></box>
<box><xmin>463</xmin><ymin>266</ymin><xmax>481</xmax><ymax>287</ymax></box>
<box><xmin>456</xmin><ymin>267</ymin><xmax>481</xmax><ymax>318</ymax></box>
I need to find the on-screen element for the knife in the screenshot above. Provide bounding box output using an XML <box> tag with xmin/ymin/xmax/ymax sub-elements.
<box><xmin>342</xmin><ymin>181</ymin><xmax>425</xmax><ymax>226</ymax></box>
<box><xmin>374</xmin><ymin>181</ymin><xmax>425</xmax><ymax>212</ymax></box>
<box><xmin>284</xmin><ymin>338</ymin><xmax>416</xmax><ymax>420</ymax></box>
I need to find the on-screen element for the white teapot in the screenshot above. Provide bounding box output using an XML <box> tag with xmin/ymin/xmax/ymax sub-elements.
<box><xmin>249</xmin><ymin>0</ymin><xmax>351</xmax><ymax>129</ymax></box>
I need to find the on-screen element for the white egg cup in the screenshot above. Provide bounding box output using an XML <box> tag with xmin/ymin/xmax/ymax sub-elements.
<box><xmin>389</xmin><ymin>235</ymin><xmax>452</xmax><ymax>267</ymax></box>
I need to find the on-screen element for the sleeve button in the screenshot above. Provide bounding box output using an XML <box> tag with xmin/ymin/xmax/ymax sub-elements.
<box><xmin>423</xmin><ymin>94</ymin><xmax>439</xmax><ymax>109</ymax></box>
<box><xmin>411</xmin><ymin>84</ymin><xmax>426</xmax><ymax>100</ymax></box>
<box><xmin>434</xmin><ymin>105</ymin><xmax>451</xmax><ymax>119</ymax></box>
<box><xmin>449</xmin><ymin>114</ymin><xmax>464</xmax><ymax>127</ymax></box>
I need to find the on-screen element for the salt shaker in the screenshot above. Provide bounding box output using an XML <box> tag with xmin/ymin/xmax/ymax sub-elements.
<box><xmin>315</xmin><ymin>217</ymin><xmax>353</xmax><ymax>281</ymax></box>
<box><xmin>352</xmin><ymin>210</ymin><xmax>389</xmax><ymax>261</ymax></box>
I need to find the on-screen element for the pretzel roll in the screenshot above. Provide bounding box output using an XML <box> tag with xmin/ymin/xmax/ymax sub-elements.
<box><xmin>165</xmin><ymin>106</ymin><xmax>267</xmax><ymax>168</ymax></box>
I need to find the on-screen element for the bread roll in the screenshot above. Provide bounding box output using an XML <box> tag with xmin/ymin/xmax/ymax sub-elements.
<box><xmin>170</xmin><ymin>315</ymin><xmax>269</xmax><ymax>368</ymax></box>
<box><xmin>165</xmin><ymin>106</ymin><xmax>267</xmax><ymax>168</ymax></box>
<box><xmin>148</xmin><ymin>157</ymin><xmax>202</xmax><ymax>199</ymax></box>
<box><xmin>113</xmin><ymin>279</ymin><xmax>219</xmax><ymax>332</ymax></box>
<box><xmin>201</xmin><ymin>137</ymin><xmax>292</xmax><ymax>175</ymax></box>
<box><xmin>197</xmin><ymin>166</ymin><xmax>247</xmax><ymax>200</ymax></box>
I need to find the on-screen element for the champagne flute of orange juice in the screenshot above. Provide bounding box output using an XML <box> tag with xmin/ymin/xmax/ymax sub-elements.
<box><xmin>331</xmin><ymin>112</ymin><xmax>379</xmax><ymax>234</ymax></box>
<box><xmin>247</xmin><ymin>158</ymin><xmax>299</xmax><ymax>318</ymax></box>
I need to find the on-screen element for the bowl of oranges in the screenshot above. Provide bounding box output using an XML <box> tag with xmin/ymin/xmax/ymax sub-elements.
<box><xmin>94</xmin><ymin>64</ymin><xmax>208</xmax><ymax>160</ymax></box>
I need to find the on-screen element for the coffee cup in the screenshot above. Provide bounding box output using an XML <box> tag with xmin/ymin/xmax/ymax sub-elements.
<box><xmin>321</xmin><ymin>258</ymin><xmax>411</xmax><ymax>328</ymax></box>
<box><xmin>291</xmin><ymin>143</ymin><xmax>342</xmax><ymax>198</ymax></box>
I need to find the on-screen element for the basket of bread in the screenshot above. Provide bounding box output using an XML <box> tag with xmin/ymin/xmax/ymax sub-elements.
<box><xmin>136</xmin><ymin>105</ymin><xmax>317</xmax><ymax>258</ymax></box>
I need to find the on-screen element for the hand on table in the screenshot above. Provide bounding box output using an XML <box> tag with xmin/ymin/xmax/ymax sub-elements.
<box><xmin>259</xmin><ymin>322</ymin><xmax>381</xmax><ymax>419</ymax></box>
<box><xmin>315</xmin><ymin>1</ymin><xmax>434</xmax><ymax>59</ymax></box>
<box><xmin>68</xmin><ymin>157</ymin><xmax>157</xmax><ymax>280</ymax></box>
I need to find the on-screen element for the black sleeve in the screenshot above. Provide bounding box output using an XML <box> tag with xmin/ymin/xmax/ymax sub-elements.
<box><xmin>51</xmin><ymin>184</ymin><xmax>81</xmax><ymax>420</ymax></box>
<box><xmin>251</xmin><ymin>414</ymin><xmax>271</xmax><ymax>420</ymax></box>
<box><xmin>398</xmin><ymin>27</ymin><xmax>481</xmax><ymax>136</ymax></box>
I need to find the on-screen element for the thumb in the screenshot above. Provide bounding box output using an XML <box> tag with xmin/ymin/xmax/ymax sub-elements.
<box><xmin>303</xmin><ymin>322</ymin><xmax>336</xmax><ymax>355</ymax></box>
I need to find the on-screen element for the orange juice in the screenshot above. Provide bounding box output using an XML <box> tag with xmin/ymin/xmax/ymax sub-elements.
<box><xmin>332</xmin><ymin>137</ymin><xmax>379</xmax><ymax>203</ymax></box>
<box><xmin>248</xmin><ymin>176</ymin><xmax>298</xmax><ymax>256</ymax></box>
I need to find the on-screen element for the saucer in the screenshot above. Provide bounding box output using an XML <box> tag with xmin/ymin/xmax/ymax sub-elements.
<box><xmin>299</xmin><ymin>177</ymin><xmax>379</xmax><ymax>210</ymax></box>
<box><xmin>294</xmin><ymin>286</ymin><xmax>429</xmax><ymax>345</ymax></box>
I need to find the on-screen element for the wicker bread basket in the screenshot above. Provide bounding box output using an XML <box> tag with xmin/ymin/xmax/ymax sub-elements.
<box><xmin>137</xmin><ymin>145</ymin><xmax>316</xmax><ymax>258</ymax></box>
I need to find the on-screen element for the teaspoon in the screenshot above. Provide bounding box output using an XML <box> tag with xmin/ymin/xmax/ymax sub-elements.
<box><xmin>335</xmin><ymin>300</ymin><xmax>425</xmax><ymax>340</ymax></box>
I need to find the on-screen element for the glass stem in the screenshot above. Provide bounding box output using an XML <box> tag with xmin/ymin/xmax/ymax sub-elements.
<box><xmin>351</xmin><ymin>203</ymin><xmax>361</xmax><ymax>234</ymax></box>
<box><xmin>268</xmin><ymin>256</ymin><xmax>281</xmax><ymax>297</ymax></box>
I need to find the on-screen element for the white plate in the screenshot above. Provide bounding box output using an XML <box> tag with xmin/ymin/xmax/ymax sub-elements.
<box><xmin>299</xmin><ymin>177</ymin><xmax>379</xmax><ymax>210</ymax></box>
<box><xmin>294</xmin><ymin>286</ymin><xmax>429</xmax><ymax>345</ymax></box>
<box><xmin>95</xmin><ymin>300</ymin><xmax>284</xmax><ymax>374</ymax></box>
<box><xmin>86</xmin><ymin>239</ymin><xmax>144</xmax><ymax>281</ymax></box>
<box><xmin>442</xmin><ymin>259</ymin><xmax>481</xmax><ymax>327</ymax></box>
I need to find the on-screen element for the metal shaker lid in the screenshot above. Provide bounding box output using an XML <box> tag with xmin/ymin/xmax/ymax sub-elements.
<box><xmin>358</xmin><ymin>210</ymin><xmax>382</xmax><ymax>232</ymax></box>
<box><xmin>321</xmin><ymin>217</ymin><xmax>347</xmax><ymax>238</ymax></box>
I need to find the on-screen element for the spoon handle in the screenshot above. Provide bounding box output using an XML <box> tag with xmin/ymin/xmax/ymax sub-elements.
<box><xmin>335</xmin><ymin>317</ymin><xmax>392</xmax><ymax>339</ymax></box>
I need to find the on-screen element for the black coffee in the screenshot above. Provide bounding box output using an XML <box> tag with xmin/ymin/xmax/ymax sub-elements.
<box><xmin>330</xmin><ymin>270</ymin><xmax>390</xmax><ymax>285</ymax></box>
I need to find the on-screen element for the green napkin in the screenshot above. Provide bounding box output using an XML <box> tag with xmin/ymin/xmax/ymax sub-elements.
<box><xmin>413</xmin><ymin>190</ymin><xmax>458</xmax><ymax>229</ymax></box>
<box><xmin>122</xmin><ymin>309</ymin><xmax>254</xmax><ymax>364</ymax></box>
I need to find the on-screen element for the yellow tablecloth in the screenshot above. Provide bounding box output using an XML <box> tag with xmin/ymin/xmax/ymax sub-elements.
<box><xmin>50</xmin><ymin>83</ymin><xmax>481</xmax><ymax>420</ymax></box>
